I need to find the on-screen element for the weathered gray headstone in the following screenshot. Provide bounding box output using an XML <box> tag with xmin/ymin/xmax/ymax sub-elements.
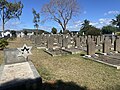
<box><xmin>35</xmin><ymin>36</ymin><xmax>42</xmax><ymax>45</ymax></box>
<box><xmin>58</xmin><ymin>35</ymin><xmax>63</xmax><ymax>47</ymax></box>
<box><xmin>68</xmin><ymin>37</ymin><xmax>75</xmax><ymax>48</ymax></box>
<box><xmin>75</xmin><ymin>37</ymin><xmax>80</xmax><ymax>48</ymax></box>
<box><xmin>62</xmin><ymin>37</ymin><xmax>68</xmax><ymax>48</ymax></box>
<box><xmin>96</xmin><ymin>36</ymin><xmax>101</xmax><ymax>45</ymax></box>
<box><xmin>47</xmin><ymin>36</ymin><xmax>54</xmax><ymax>49</ymax></box>
<box><xmin>111</xmin><ymin>36</ymin><xmax>115</xmax><ymax>45</ymax></box>
<box><xmin>87</xmin><ymin>39</ymin><xmax>95</xmax><ymax>55</ymax></box>
<box><xmin>102</xmin><ymin>37</ymin><xmax>111</xmax><ymax>53</ymax></box>
<box><xmin>114</xmin><ymin>37</ymin><xmax>120</xmax><ymax>52</ymax></box>
<box><xmin>100</xmin><ymin>35</ymin><xmax>105</xmax><ymax>43</ymax></box>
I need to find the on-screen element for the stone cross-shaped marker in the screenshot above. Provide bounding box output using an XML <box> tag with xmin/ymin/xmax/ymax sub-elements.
<box><xmin>17</xmin><ymin>44</ymin><xmax>32</xmax><ymax>60</ymax></box>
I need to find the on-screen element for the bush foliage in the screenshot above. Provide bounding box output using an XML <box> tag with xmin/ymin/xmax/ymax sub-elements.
<box><xmin>0</xmin><ymin>39</ymin><xmax>8</xmax><ymax>50</ymax></box>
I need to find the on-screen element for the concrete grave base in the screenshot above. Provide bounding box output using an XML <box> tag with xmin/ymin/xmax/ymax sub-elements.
<box><xmin>0</xmin><ymin>61</ymin><xmax>42</xmax><ymax>90</ymax></box>
<box><xmin>37</xmin><ymin>46</ymin><xmax>46</xmax><ymax>49</ymax></box>
<box><xmin>83</xmin><ymin>54</ymin><xmax>120</xmax><ymax>69</ymax></box>
<box><xmin>62</xmin><ymin>48</ymin><xmax>82</xmax><ymax>54</ymax></box>
<box><xmin>44</xmin><ymin>49</ymin><xmax>70</xmax><ymax>56</ymax></box>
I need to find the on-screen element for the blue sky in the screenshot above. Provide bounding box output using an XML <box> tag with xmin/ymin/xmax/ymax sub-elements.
<box><xmin>0</xmin><ymin>0</ymin><xmax>120</xmax><ymax>32</ymax></box>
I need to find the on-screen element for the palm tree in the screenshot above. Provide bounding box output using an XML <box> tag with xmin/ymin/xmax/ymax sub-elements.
<box><xmin>80</xmin><ymin>19</ymin><xmax>91</xmax><ymax>35</ymax></box>
<box><xmin>111</xmin><ymin>14</ymin><xmax>120</xmax><ymax>31</ymax></box>
<box><xmin>82</xmin><ymin>19</ymin><xmax>90</xmax><ymax>27</ymax></box>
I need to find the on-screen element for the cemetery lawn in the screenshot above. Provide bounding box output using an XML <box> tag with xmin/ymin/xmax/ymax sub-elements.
<box><xmin>1</xmin><ymin>38</ymin><xmax>120</xmax><ymax>90</ymax></box>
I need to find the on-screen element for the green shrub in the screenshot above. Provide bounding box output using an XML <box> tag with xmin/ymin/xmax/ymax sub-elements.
<box><xmin>116</xmin><ymin>32</ymin><xmax>120</xmax><ymax>36</ymax></box>
<box><xmin>101</xmin><ymin>25</ymin><xmax>118</xmax><ymax>34</ymax></box>
<box><xmin>51</xmin><ymin>27</ymin><xmax>57</xmax><ymax>34</ymax></box>
<box><xmin>0</xmin><ymin>39</ymin><xmax>8</xmax><ymax>50</ymax></box>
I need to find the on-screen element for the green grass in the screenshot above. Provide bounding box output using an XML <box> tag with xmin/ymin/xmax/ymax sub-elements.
<box><xmin>37</xmin><ymin>66</ymin><xmax>54</xmax><ymax>81</ymax></box>
<box><xmin>0</xmin><ymin>51</ymin><xmax>3</xmax><ymax>65</ymax></box>
<box><xmin>1</xmin><ymin>38</ymin><xmax>120</xmax><ymax>90</ymax></box>
<box><xmin>31</xmin><ymin>49</ymin><xmax>120</xmax><ymax>90</ymax></box>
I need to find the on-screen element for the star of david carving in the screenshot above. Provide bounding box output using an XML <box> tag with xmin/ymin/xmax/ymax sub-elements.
<box><xmin>17</xmin><ymin>44</ymin><xmax>32</xmax><ymax>59</ymax></box>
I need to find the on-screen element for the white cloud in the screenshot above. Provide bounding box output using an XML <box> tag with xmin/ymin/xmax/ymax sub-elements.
<box><xmin>104</xmin><ymin>10</ymin><xmax>119</xmax><ymax>16</ymax></box>
<box><xmin>99</xmin><ymin>18</ymin><xmax>111</xmax><ymax>25</ymax></box>
<box><xmin>73</xmin><ymin>20</ymin><xmax>83</xmax><ymax>27</ymax></box>
<box><xmin>90</xmin><ymin>18</ymin><xmax>112</xmax><ymax>28</ymax></box>
<box><xmin>90</xmin><ymin>22</ymin><xmax>98</xmax><ymax>26</ymax></box>
<box><xmin>63</xmin><ymin>18</ymin><xmax>113</xmax><ymax>31</ymax></box>
<box><xmin>66</xmin><ymin>20</ymin><xmax>83</xmax><ymax>31</ymax></box>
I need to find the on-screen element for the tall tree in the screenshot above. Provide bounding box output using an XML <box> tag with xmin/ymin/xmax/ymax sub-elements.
<box><xmin>80</xmin><ymin>19</ymin><xmax>101</xmax><ymax>36</ymax></box>
<box><xmin>81</xmin><ymin>19</ymin><xmax>90</xmax><ymax>27</ymax></box>
<box><xmin>41</xmin><ymin>0</ymin><xmax>80</xmax><ymax>31</ymax></box>
<box><xmin>0</xmin><ymin>0</ymin><xmax>23</xmax><ymax>34</ymax></box>
<box><xmin>101</xmin><ymin>25</ymin><xmax>118</xmax><ymax>34</ymax></box>
<box><xmin>80</xmin><ymin>19</ymin><xmax>91</xmax><ymax>34</ymax></box>
<box><xmin>32</xmin><ymin>8</ymin><xmax>40</xmax><ymax>35</ymax></box>
<box><xmin>111</xmin><ymin>14</ymin><xmax>120</xmax><ymax>31</ymax></box>
<box><xmin>51</xmin><ymin>27</ymin><xmax>57</xmax><ymax>34</ymax></box>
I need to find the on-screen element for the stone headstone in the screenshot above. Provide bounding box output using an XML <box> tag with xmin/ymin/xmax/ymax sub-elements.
<box><xmin>100</xmin><ymin>35</ymin><xmax>105</xmax><ymax>43</ymax></box>
<box><xmin>35</xmin><ymin>36</ymin><xmax>42</xmax><ymax>45</ymax></box>
<box><xmin>111</xmin><ymin>36</ymin><xmax>115</xmax><ymax>45</ymax></box>
<box><xmin>75</xmin><ymin>37</ymin><xmax>80</xmax><ymax>48</ymax></box>
<box><xmin>81</xmin><ymin>36</ymin><xmax>86</xmax><ymax>46</ymax></box>
<box><xmin>102</xmin><ymin>37</ymin><xmax>111</xmax><ymax>53</ymax></box>
<box><xmin>47</xmin><ymin>36</ymin><xmax>54</xmax><ymax>49</ymax></box>
<box><xmin>114</xmin><ymin>37</ymin><xmax>120</xmax><ymax>52</ymax></box>
<box><xmin>68</xmin><ymin>37</ymin><xmax>75</xmax><ymax>48</ymax></box>
<box><xmin>62</xmin><ymin>37</ymin><xmax>68</xmax><ymax>48</ymax></box>
<box><xmin>96</xmin><ymin>36</ymin><xmax>101</xmax><ymax>45</ymax></box>
<box><xmin>87</xmin><ymin>35</ymin><xmax>92</xmax><ymax>44</ymax></box>
<box><xmin>58</xmin><ymin>35</ymin><xmax>63</xmax><ymax>47</ymax></box>
<box><xmin>87</xmin><ymin>39</ymin><xmax>95</xmax><ymax>55</ymax></box>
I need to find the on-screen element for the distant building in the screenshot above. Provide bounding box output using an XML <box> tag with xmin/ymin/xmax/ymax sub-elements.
<box><xmin>1</xmin><ymin>31</ymin><xmax>12</xmax><ymax>37</ymax></box>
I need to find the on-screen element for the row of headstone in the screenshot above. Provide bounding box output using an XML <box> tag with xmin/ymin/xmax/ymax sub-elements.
<box><xmin>87</xmin><ymin>36</ymin><xmax>120</xmax><ymax>56</ymax></box>
<box><xmin>28</xmin><ymin>34</ymin><xmax>119</xmax><ymax>56</ymax></box>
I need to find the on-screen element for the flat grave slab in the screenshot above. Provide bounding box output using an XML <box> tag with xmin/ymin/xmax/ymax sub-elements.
<box><xmin>0</xmin><ymin>61</ymin><xmax>42</xmax><ymax>90</ymax></box>
<box><xmin>44</xmin><ymin>49</ymin><xmax>70</xmax><ymax>56</ymax></box>
<box><xmin>36</xmin><ymin>44</ymin><xmax>46</xmax><ymax>49</ymax></box>
<box><xmin>84</xmin><ymin>54</ymin><xmax>120</xmax><ymax>69</ymax></box>
<box><xmin>107</xmin><ymin>53</ymin><xmax>120</xmax><ymax>59</ymax></box>
<box><xmin>62</xmin><ymin>48</ymin><xmax>82</xmax><ymax>54</ymax></box>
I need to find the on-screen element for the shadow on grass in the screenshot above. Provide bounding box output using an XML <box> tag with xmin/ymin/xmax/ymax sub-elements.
<box><xmin>0</xmin><ymin>78</ymin><xmax>42</xmax><ymax>90</ymax></box>
<box><xmin>0</xmin><ymin>78</ymin><xmax>87</xmax><ymax>90</ymax></box>
<box><xmin>1</xmin><ymin>78</ymin><xmax>120</xmax><ymax>90</ymax></box>
<box><xmin>43</xmin><ymin>80</ymin><xmax>87</xmax><ymax>90</ymax></box>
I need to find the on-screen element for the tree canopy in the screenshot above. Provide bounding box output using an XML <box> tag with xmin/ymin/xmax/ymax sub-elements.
<box><xmin>41</xmin><ymin>0</ymin><xmax>80</xmax><ymax>31</ymax></box>
<box><xmin>51</xmin><ymin>27</ymin><xmax>57</xmax><ymax>34</ymax></box>
<box><xmin>0</xmin><ymin>0</ymin><xmax>23</xmax><ymax>33</ymax></box>
<box><xmin>101</xmin><ymin>25</ymin><xmax>118</xmax><ymax>34</ymax></box>
<box><xmin>32</xmin><ymin>8</ymin><xmax>40</xmax><ymax>34</ymax></box>
<box><xmin>111</xmin><ymin>14</ymin><xmax>120</xmax><ymax>31</ymax></box>
<box><xmin>80</xmin><ymin>19</ymin><xmax>101</xmax><ymax>36</ymax></box>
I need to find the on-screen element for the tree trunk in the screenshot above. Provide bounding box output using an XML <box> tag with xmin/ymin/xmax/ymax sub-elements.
<box><xmin>2</xmin><ymin>8</ymin><xmax>5</xmax><ymax>37</ymax></box>
<box><xmin>36</xmin><ymin>28</ymin><xmax>38</xmax><ymax>35</ymax></box>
